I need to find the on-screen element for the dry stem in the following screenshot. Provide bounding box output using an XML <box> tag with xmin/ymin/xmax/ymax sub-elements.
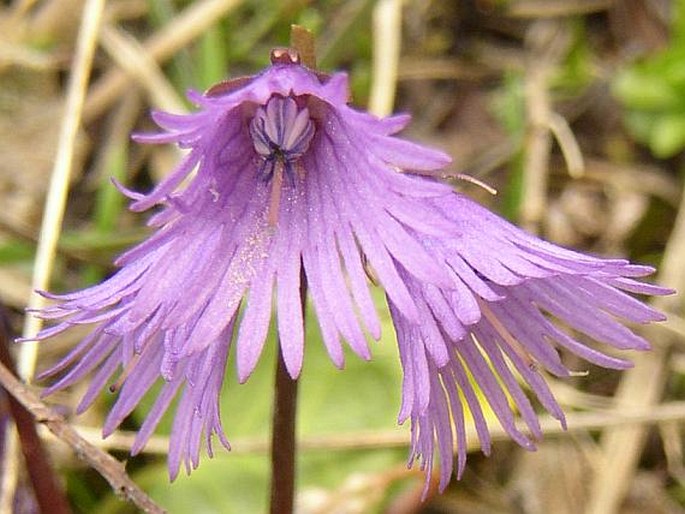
<box><xmin>83</xmin><ymin>0</ymin><xmax>244</xmax><ymax>123</ymax></box>
<box><xmin>368</xmin><ymin>0</ymin><xmax>402</xmax><ymax>117</ymax></box>
<box><xmin>0</xmin><ymin>359</ymin><xmax>166</xmax><ymax>513</ymax></box>
<box><xmin>586</xmin><ymin>178</ymin><xmax>685</xmax><ymax>514</ymax></box>
<box><xmin>3</xmin><ymin>0</ymin><xmax>106</xmax><ymax>510</ymax></box>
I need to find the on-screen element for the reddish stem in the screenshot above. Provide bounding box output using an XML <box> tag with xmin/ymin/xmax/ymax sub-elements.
<box><xmin>269</xmin><ymin>269</ymin><xmax>306</xmax><ymax>514</ymax></box>
<box><xmin>0</xmin><ymin>308</ymin><xmax>72</xmax><ymax>514</ymax></box>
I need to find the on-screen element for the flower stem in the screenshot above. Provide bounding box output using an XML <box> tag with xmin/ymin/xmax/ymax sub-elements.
<box><xmin>269</xmin><ymin>271</ymin><xmax>306</xmax><ymax>514</ymax></box>
<box><xmin>269</xmin><ymin>344</ymin><xmax>300</xmax><ymax>514</ymax></box>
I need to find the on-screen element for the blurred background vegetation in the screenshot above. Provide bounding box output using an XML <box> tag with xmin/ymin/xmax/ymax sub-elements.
<box><xmin>0</xmin><ymin>0</ymin><xmax>684</xmax><ymax>513</ymax></box>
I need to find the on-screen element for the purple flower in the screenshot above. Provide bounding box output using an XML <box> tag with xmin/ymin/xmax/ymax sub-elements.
<box><xmin>388</xmin><ymin>196</ymin><xmax>670</xmax><ymax>492</ymax></box>
<box><xmin>30</xmin><ymin>49</ymin><xmax>670</xmax><ymax>488</ymax></box>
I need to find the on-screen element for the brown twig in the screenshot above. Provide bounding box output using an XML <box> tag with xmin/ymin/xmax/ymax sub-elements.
<box><xmin>520</xmin><ymin>20</ymin><xmax>572</xmax><ymax>233</ymax></box>
<box><xmin>586</xmin><ymin>177</ymin><xmax>685</xmax><ymax>514</ymax></box>
<box><xmin>0</xmin><ymin>359</ymin><xmax>166</xmax><ymax>513</ymax></box>
<box><xmin>0</xmin><ymin>311</ymin><xmax>71</xmax><ymax>514</ymax></box>
<box><xmin>66</xmin><ymin>399</ymin><xmax>685</xmax><ymax>457</ymax></box>
<box><xmin>4</xmin><ymin>0</ymin><xmax>107</xmax><ymax>510</ymax></box>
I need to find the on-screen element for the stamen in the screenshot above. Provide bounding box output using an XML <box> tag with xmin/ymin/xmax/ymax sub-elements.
<box><xmin>454</xmin><ymin>173</ymin><xmax>498</xmax><ymax>196</ymax></box>
<box><xmin>250</xmin><ymin>95</ymin><xmax>315</xmax><ymax>225</ymax></box>
<box><xmin>109</xmin><ymin>352</ymin><xmax>143</xmax><ymax>393</ymax></box>
<box><xmin>477</xmin><ymin>297</ymin><xmax>538</xmax><ymax>371</ymax></box>
<box><xmin>361</xmin><ymin>252</ymin><xmax>380</xmax><ymax>286</ymax></box>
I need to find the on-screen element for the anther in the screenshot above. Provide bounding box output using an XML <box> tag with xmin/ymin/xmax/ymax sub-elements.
<box><xmin>109</xmin><ymin>352</ymin><xmax>143</xmax><ymax>393</ymax></box>
<box><xmin>477</xmin><ymin>298</ymin><xmax>538</xmax><ymax>371</ymax></box>
<box><xmin>250</xmin><ymin>95</ymin><xmax>315</xmax><ymax>226</ymax></box>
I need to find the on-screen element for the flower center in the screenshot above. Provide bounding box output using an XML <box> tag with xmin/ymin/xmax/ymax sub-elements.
<box><xmin>249</xmin><ymin>95</ymin><xmax>315</xmax><ymax>183</ymax></box>
<box><xmin>249</xmin><ymin>95</ymin><xmax>315</xmax><ymax>226</ymax></box>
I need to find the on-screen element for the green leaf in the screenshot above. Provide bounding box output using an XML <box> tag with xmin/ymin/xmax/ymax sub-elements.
<box><xmin>613</xmin><ymin>68</ymin><xmax>684</xmax><ymax>111</ymax></box>
<box><xmin>649</xmin><ymin>114</ymin><xmax>685</xmax><ymax>158</ymax></box>
<box><xmin>0</xmin><ymin>240</ymin><xmax>34</xmax><ymax>263</ymax></box>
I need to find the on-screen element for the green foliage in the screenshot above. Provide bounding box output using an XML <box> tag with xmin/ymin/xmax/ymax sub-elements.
<box><xmin>614</xmin><ymin>50</ymin><xmax>685</xmax><ymax>158</ymax></box>
<box><xmin>613</xmin><ymin>3</ymin><xmax>685</xmax><ymax>157</ymax></box>
<box><xmin>489</xmin><ymin>20</ymin><xmax>594</xmax><ymax>222</ymax></box>
<box><xmin>144</xmin><ymin>0</ymin><xmax>376</xmax><ymax>96</ymax></box>
<box><xmin>550</xmin><ymin>21</ymin><xmax>594</xmax><ymax>95</ymax></box>
<box><xmin>490</xmin><ymin>72</ymin><xmax>526</xmax><ymax>220</ymax></box>
<box><xmin>0</xmin><ymin>240</ymin><xmax>34</xmax><ymax>263</ymax></box>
